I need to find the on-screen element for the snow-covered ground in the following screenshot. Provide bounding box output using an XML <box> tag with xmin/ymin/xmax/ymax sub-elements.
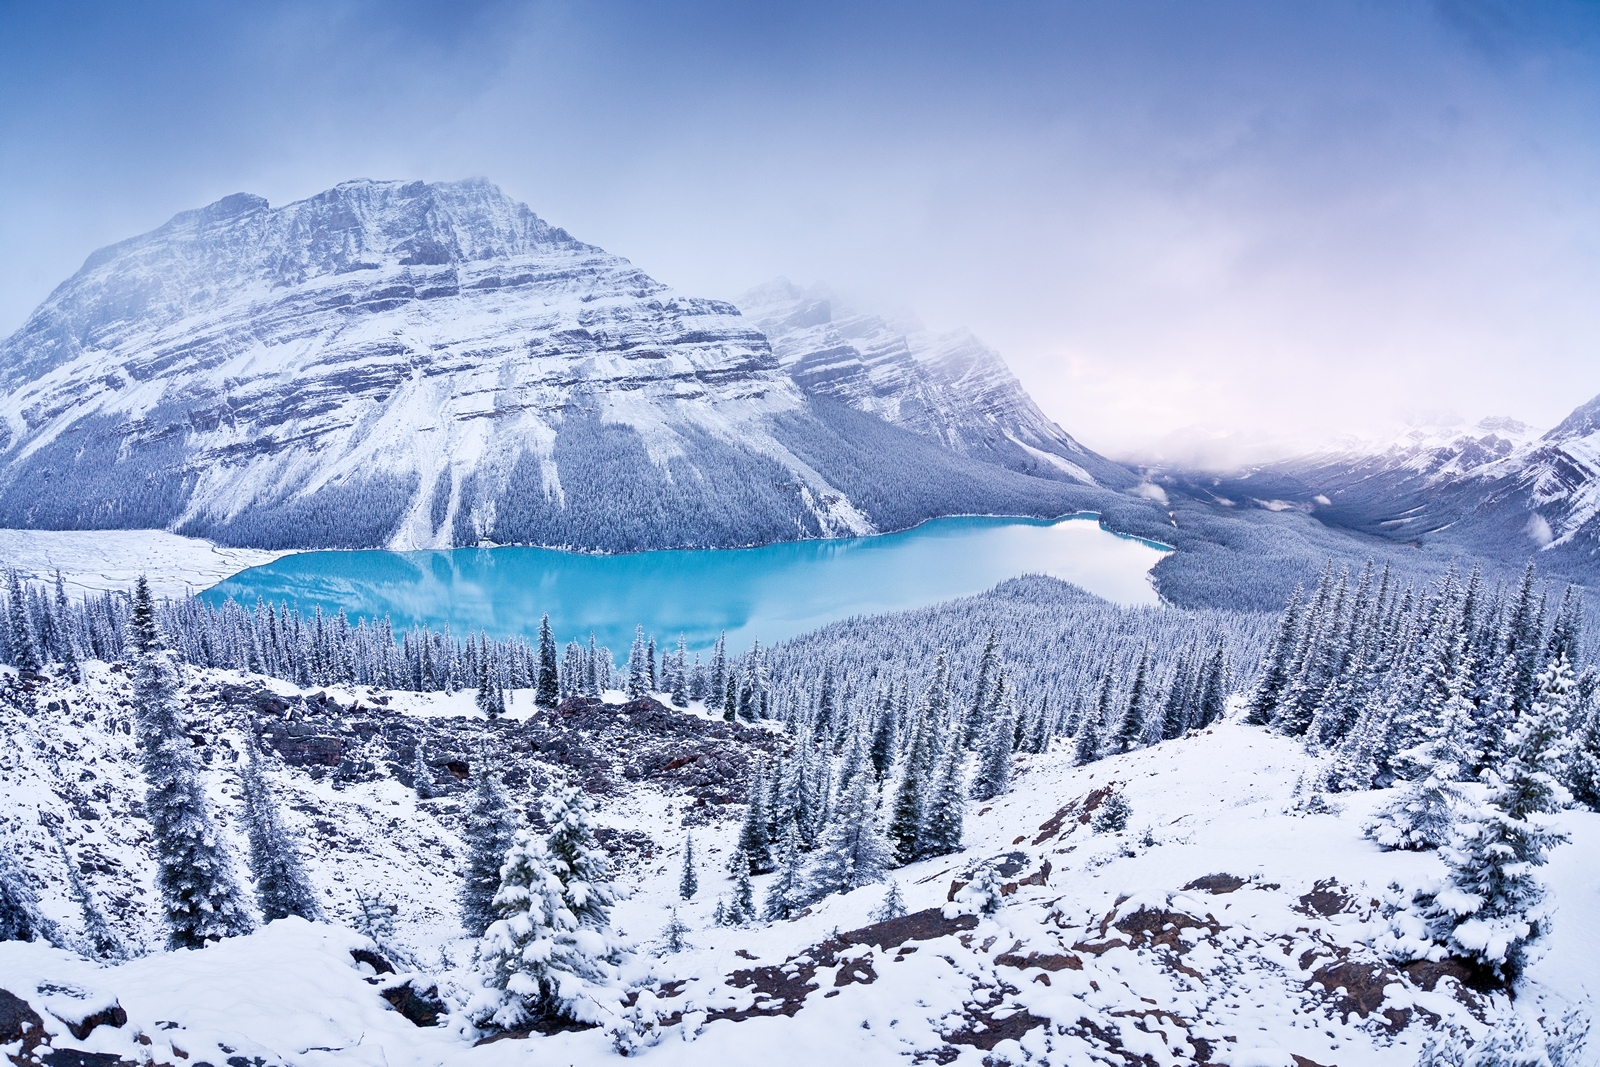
<box><xmin>0</xmin><ymin>528</ymin><xmax>286</xmax><ymax>598</ymax></box>
<box><xmin>2</xmin><ymin>669</ymin><xmax>1595</xmax><ymax>1066</ymax></box>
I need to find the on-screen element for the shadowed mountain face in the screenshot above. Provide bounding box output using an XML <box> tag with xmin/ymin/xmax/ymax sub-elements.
<box><xmin>0</xmin><ymin>180</ymin><xmax>1128</xmax><ymax>551</ymax></box>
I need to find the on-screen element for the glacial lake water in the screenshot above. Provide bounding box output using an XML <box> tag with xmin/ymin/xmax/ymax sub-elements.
<box><xmin>201</xmin><ymin>514</ymin><xmax>1171</xmax><ymax>653</ymax></box>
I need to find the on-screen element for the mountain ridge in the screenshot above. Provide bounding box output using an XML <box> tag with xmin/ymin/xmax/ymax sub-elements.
<box><xmin>0</xmin><ymin>179</ymin><xmax>1129</xmax><ymax>553</ymax></box>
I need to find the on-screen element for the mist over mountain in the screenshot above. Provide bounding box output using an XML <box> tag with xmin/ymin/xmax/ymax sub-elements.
<box><xmin>0</xmin><ymin>179</ymin><xmax>1126</xmax><ymax>552</ymax></box>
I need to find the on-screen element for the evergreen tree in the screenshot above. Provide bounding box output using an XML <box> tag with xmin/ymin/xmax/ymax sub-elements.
<box><xmin>679</xmin><ymin>833</ymin><xmax>699</xmax><ymax>900</ymax></box>
<box><xmin>670</xmin><ymin>636</ymin><xmax>690</xmax><ymax>708</ymax></box>
<box><xmin>646</xmin><ymin>635</ymin><xmax>658</xmax><ymax>692</ymax></box>
<box><xmin>710</xmin><ymin>632</ymin><xmax>727</xmax><ymax>708</ymax></box>
<box><xmin>1245</xmin><ymin>585</ymin><xmax>1302</xmax><ymax>725</ymax></box>
<box><xmin>7</xmin><ymin>570</ymin><xmax>39</xmax><ymax>674</ymax></box>
<box><xmin>972</xmin><ymin>680</ymin><xmax>1015</xmax><ymax>801</ymax></box>
<box><xmin>762</xmin><ymin>821</ymin><xmax>808</xmax><ymax>921</ymax></box>
<box><xmin>240</xmin><ymin>737</ymin><xmax>322</xmax><ymax>922</ymax></box>
<box><xmin>722</xmin><ymin>671</ymin><xmax>738</xmax><ymax>721</ymax></box>
<box><xmin>661</xmin><ymin>908</ymin><xmax>690</xmax><ymax>954</ymax></box>
<box><xmin>809</xmin><ymin>773</ymin><xmax>894</xmax><ymax>896</ymax></box>
<box><xmin>353</xmin><ymin>888</ymin><xmax>400</xmax><ymax>962</ymax></box>
<box><xmin>411</xmin><ymin>741</ymin><xmax>434</xmax><ymax>799</ymax></box>
<box><xmin>1366</xmin><ymin>686</ymin><xmax>1472</xmax><ymax>852</ymax></box>
<box><xmin>969</xmin><ymin>629</ymin><xmax>1000</xmax><ymax>746</ymax></box>
<box><xmin>460</xmin><ymin>761</ymin><xmax>518</xmax><ymax>938</ymax></box>
<box><xmin>1113</xmin><ymin>643</ymin><xmax>1151</xmax><ymax>753</ymax></box>
<box><xmin>129</xmin><ymin>577</ymin><xmax>253</xmax><ymax>949</ymax></box>
<box><xmin>871</xmin><ymin>880</ymin><xmax>908</xmax><ymax>923</ymax></box>
<box><xmin>725</xmin><ymin>850</ymin><xmax>755</xmax><ymax>924</ymax></box>
<box><xmin>53</xmin><ymin>571</ymin><xmax>80</xmax><ymax>683</ymax></box>
<box><xmin>1092</xmin><ymin>790</ymin><xmax>1131</xmax><ymax>834</ymax></box>
<box><xmin>1569</xmin><ymin>696</ymin><xmax>1600</xmax><ymax>811</ymax></box>
<box><xmin>915</xmin><ymin>739</ymin><xmax>965</xmax><ymax>859</ymax></box>
<box><xmin>542</xmin><ymin>782</ymin><xmax>617</xmax><ymax>931</ymax></box>
<box><xmin>626</xmin><ymin>626</ymin><xmax>648</xmax><ymax>699</ymax></box>
<box><xmin>1424</xmin><ymin>656</ymin><xmax>1574</xmax><ymax>980</ymax></box>
<box><xmin>535</xmin><ymin>614</ymin><xmax>560</xmax><ymax>710</ymax></box>
<box><xmin>815</xmin><ymin>661</ymin><xmax>837</xmax><ymax>736</ymax></box>
<box><xmin>736</xmin><ymin>757</ymin><xmax>773</xmax><ymax>873</ymax></box>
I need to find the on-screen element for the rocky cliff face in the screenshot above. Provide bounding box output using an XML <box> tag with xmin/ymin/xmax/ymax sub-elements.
<box><xmin>738</xmin><ymin>280</ymin><xmax>1133</xmax><ymax>489</ymax></box>
<box><xmin>0</xmin><ymin>181</ymin><xmax>1124</xmax><ymax>551</ymax></box>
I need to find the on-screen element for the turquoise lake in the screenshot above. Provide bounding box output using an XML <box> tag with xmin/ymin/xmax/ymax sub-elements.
<box><xmin>201</xmin><ymin>515</ymin><xmax>1171</xmax><ymax>653</ymax></box>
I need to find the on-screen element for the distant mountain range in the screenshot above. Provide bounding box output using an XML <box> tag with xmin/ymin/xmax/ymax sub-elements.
<box><xmin>0</xmin><ymin>179</ymin><xmax>1125</xmax><ymax>552</ymax></box>
<box><xmin>1144</xmin><ymin>407</ymin><xmax>1600</xmax><ymax>581</ymax></box>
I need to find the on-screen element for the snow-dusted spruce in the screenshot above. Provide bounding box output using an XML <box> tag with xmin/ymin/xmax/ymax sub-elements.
<box><xmin>626</xmin><ymin>626</ymin><xmax>648</xmax><ymax>700</ymax></box>
<box><xmin>1092</xmin><ymin>789</ymin><xmax>1132</xmax><ymax>834</ymax></box>
<box><xmin>1421</xmin><ymin>656</ymin><xmax>1575</xmax><ymax>980</ymax></box>
<box><xmin>725</xmin><ymin>850</ymin><xmax>755</xmax><ymax>925</ymax></box>
<box><xmin>807</xmin><ymin>772</ymin><xmax>894</xmax><ymax>897</ymax></box>
<box><xmin>460</xmin><ymin>761</ymin><xmax>519</xmax><ymax>938</ymax></box>
<box><xmin>1365</xmin><ymin>683</ymin><xmax>1474</xmax><ymax>852</ymax></box>
<box><xmin>128</xmin><ymin>577</ymin><xmax>253</xmax><ymax>950</ymax></box>
<box><xmin>535</xmin><ymin>613</ymin><xmax>559</xmax><ymax>710</ymax></box>
<box><xmin>473</xmin><ymin>782</ymin><xmax>624</xmax><ymax>1029</ymax></box>
<box><xmin>971</xmin><ymin>675</ymin><xmax>1015</xmax><ymax>801</ymax></box>
<box><xmin>239</xmin><ymin>733</ymin><xmax>321</xmax><ymax>922</ymax></box>
<box><xmin>660</xmin><ymin>908</ymin><xmax>690</xmax><ymax>954</ymax></box>
<box><xmin>678</xmin><ymin>833</ymin><xmax>698</xmax><ymax>900</ymax></box>
<box><xmin>872</xmin><ymin>880</ymin><xmax>908</xmax><ymax>923</ymax></box>
<box><xmin>761</xmin><ymin>821</ymin><xmax>808</xmax><ymax>921</ymax></box>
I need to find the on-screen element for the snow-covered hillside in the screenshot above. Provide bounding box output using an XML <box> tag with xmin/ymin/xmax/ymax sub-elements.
<box><xmin>0</xmin><ymin>529</ymin><xmax>283</xmax><ymax>598</ymax></box>
<box><xmin>2</xmin><ymin>662</ymin><xmax>1592</xmax><ymax>1066</ymax></box>
<box><xmin>0</xmin><ymin>180</ymin><xmax>1132</xmax><ymax>555</ymax></box>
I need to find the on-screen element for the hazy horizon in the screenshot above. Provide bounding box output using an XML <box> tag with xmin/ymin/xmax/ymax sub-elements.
<box><xmin>3</xmin><ymin>1</ymin><xmax>1598</xmax><ymax>461</ymax></box>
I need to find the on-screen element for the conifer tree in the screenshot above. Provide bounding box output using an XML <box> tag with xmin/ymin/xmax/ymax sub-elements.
<box><xmin>809</xmin><ymin>773</ymin><xmax>894</xmax><ymax>895</ymax></box>
<box><xmin>661</xmin><ymin>908</ymin><xmax>690</xmax><ymax>953</ymax></box>
<box><xmin>535</xmin><ymin>614</ymin><xmax>560</xmax><ymax>709</ymax></box>
<box><xmin>916</xmin><ymin>739</ymin><xmax>965</xmax><ymax>859</ymax></box>
<box><xmin>1245</xmin><ymin>585</ymin><xmax>1302</xmax><ymax>725</ymax></box>
<box><xmin>969</xmin><ymin>630</ymin><xmax>999</xmax><ymax>745</ymax></box>
<box><xmin>411</xmin><ymin>741</ymin><xmax>434</xmax><ymax>799</ymax></box>
<box><xmin>460</xmin><ymin>761</ymin><xmax>518</xmax><ymax>938</ymax></box>
<box><xmin>972</xmin><ymin>680</ymin><xmax>1015</xmax><ymax>800</ymax></box>
<box><xmin>1424</xmin><ymin>655</ymin><xmax>1574</xmax><ymax>979</ymax></box>
<box><xmin>240</xmin><ymin>737</ymin><xmax>322</xmax><ymax>922</ymax></box>
<box><xmin>129</xmin><ymin>577</ymin><xmax>253</xmax><ymax>949</ymax></box>
<box><xmin>646</xmin><ymin>635</ymin><xmax>658</xmax><ymax>692</ymax></box>
<box><xmin>1092</xmin><ymin>789</ymin><xmax>1131</xmax><ymax>833</ymax></box>
<box><xmin>670</xmin><ymin>635</ymin><xmax>690</xmax><ymax>708</ymax></box>
<box><xmin>1366</xmin><ymin>686</ymin><xmax>1472</xmax><ymax>852</ymax></box>
<box><xmin>353</xmin><ymin>888</ymin><xmax>400</xmax><ymax>962</ymax></box>
<box><xmin>542</xmin><ymin>782</ymin><xmax>617</xmax><ymax>931</ymax></box>
<box><xmin>626</xmin><ymin>626</ymin><xmax>648</xmax><ymax>699</ymax></box>
<box><xmin>871</xmin><ymin>880</ymin><xmax>907</xmax><ymax>923</ymax></box>
<box><xmin>736</xmin><ymin>757</ymin><xmax>773</xmax><ymax>873</ymax></box>
<box><xmin>7</xmin><ymin>570</ymin><xmax>39</xmax><ymax>674</ymax></box>
<box><xmin>678</xmin><ymin>833</ymin><xmax>698</xmax><ymax>900</ymax></box>
<box><xmin>762</xmin><ymin>821</ymin><xmax>808</xmax><ymax>921</ymax></box>
<box><xmin>1113</xmin><ymin>643</ymin><xmax>1151</xmax><ymax>753</ymax></box>
<box><xmin>725</xmin><ymin>850</ymin><xmax>754</xmax><ymax>924</ymax></box>
<box><xmin>53</xmin><ymin>571</ymin><xmax>80</xmax><ymax>683</ymax></box>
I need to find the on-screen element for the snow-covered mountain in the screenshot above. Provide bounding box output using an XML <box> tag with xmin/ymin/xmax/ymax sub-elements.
<box><xmin>0</xmin><ymin>180</ymin><xmax>1125</xmax><ymax>552</ymax></box>
<box><xmin>738</xmin><ymin>280</ymin><xmax>1133</xmax><ymax>489</ymax></box>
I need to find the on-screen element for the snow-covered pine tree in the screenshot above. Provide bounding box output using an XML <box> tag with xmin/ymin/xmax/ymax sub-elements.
<box><xmin>761</xmin><ymin>821</ymin><xmax>808</xmax><ymax>921</ymax></box>
<box><xmin>1092</xmin><ymin>789</ymin><xmax>1131</xmax><ymax>834</ymax></box>
<box><xmin>626</xmin><ymin>626</ymin><xmax>648</xmax><ymax>699</ymax></box>
<box><xmin>1570</xmin><ymin>695</ymin><xmax>1600</xmax><ymax>812</ymax></box>
<box><xmin>240</xmin><ymin>736</ymin><xmax>322</xmax><ymax>922</ymax></box>
<box><xmin>736</xmin><ymin>757</ymin><xmax>773</xmax><ymax>873</ymax></box>
<box><xmin>916</xmin><ymin>737</ymin><xmax>965</xmax><ymax>859</ymax></box>
<box><xmin>968</xmin><ymin>629</ymin><xmax>999</xmax><ymax>747</ymax></box>
<box><xmin>475</xmin><ymin>662</ymin><xmax>500</xmax><ymax>720</ymax></box>
<box><xmin>972</xmin><ymin>679</ymin><xmax>1015</xmax><ymax>801</ymax></box>
<box><xmin>353</xmin><ymin>888</ymin><xmax>400</xmax><ymax>961</ymax></box>
<box><xmin>670</xmin><ymin>635</ymin><xmax>689</xmax><ymax>708</ymax></box>
<box><xmin>661</xmin><ymin>908</ymin><xmax>690</xmax><ymax>954</ymax></box>
<box><xmin>6</xmin><ymin>570</ymin><xmax>40</xmax><ymax>674</ymax></box>
<box><xmin>1245</xmin><ymin>584</ymin><xmax>1302</xmax><ymax>725</ymax></box>
<box><xmin>872</xmin><ymin>880</ymin><xmax>907</xmax><ymax>923</ymax></box>
<box><xmin>815</xmin><ymin>661</ymin><xmax>836</xmax><ymax>736</ymax></box>
<box><xmin>541</xmin><ymin>781</ymin><xmax>617</xmax><ymax>931</ymax></box>
<box><xmin>808</xmin><ymin>772</ymin><xmax>894</xmax><ymax>896</ymax></box>
<box><xmin>689</xmin><ymin>653</ymin><xmax>707</xmax><ymax>703</ymax></box>
<box><xmin>128</xmin><ymin>577</ymin><xmax>253</xmax><ymax>949</ymax></box>
<box><xmin>52</xmin><ymin>571</ymin><xmax>80</xmax><ymax>683</ymax></box>
<box><xmin>1424</xmin><ymin>655</ymin><xmax>1574</xmax><ymax>980</ymax></box>
<box><xmin>1113</xmin><ymin>643</ymin><xmax>1151</xmax><ymax>753</ymax></box>
<box><xmin>460</xmin><ymin>761</ymin><xmax>519</xmax><ymax>938</ymax></box>
<box><xmin>679</xmin><ymin>833</ymin><xmax>698</xmax><ymax>900</ymax></box>
<box><xmin>1365</xmin><ymin>685</ymin><xmax>1472</xmax><ymax>852</ymax></box>
<box><xmin>411</xmin><ymin>740</ymin><xmax>434</xmax><ymax>799</ymax></box>
<box><xmin>535</xmin><ymin>614</ymin><xmax>560</xmax><ymax>710</ymax></box>
<box><xmin>727</xmin><ymin>850</ymin><xmax>755</xmax><ymax>924</ymax></box>
<box><xmin>646</xmin><ymin>635</ymin><xmax>658</xmax><ymax>692</ymax></box>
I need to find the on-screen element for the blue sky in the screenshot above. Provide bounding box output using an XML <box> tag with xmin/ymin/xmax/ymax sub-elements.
<box><xmin>2</xmin><ymin>1</ymin><xmax>1598</xmax><ymax>458</ymax></box>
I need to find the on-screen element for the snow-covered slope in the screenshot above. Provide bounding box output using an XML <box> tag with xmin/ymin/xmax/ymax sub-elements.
<box><xmin>0</xmin><ymin>529</ymin><xmax>283</xmax><ymax>598</ymax></box>
<box><xmin>738</xmin><ymin>280</ymin><xmax>1134</xmax><ymax>489</ymax></box>
<box><xmin>2</xmin><ymin>665</ymin><xmax>1592</xmax><ymax>1066</ymax></box>
<box><xmin>0</xmin><ymin>182</ymin><xmax>1129</xmax><ymax>554</ymax></box>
